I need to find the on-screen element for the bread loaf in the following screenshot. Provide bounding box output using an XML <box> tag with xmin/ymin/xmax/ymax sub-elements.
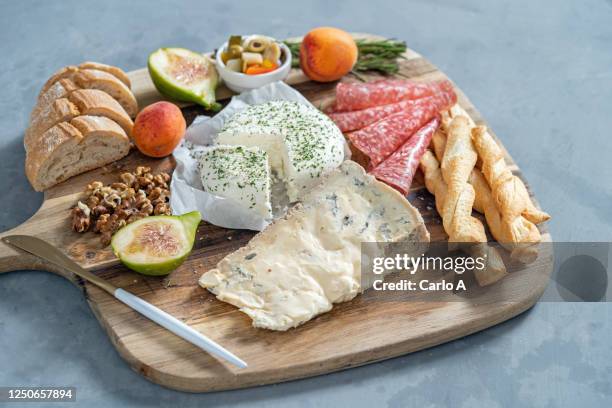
<box><xmin>25</xmin><ymin>62</ymin><xmax>136</xmax><ymax>191</ymax></box>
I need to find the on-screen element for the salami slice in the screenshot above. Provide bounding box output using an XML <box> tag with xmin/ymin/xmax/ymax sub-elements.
<box><xmin>371</xmin><ymin>117</ymin><xmax>440</xmax><ymax>195</ymax></box>
<box><xmin>347</xmin><ymin>97</ymin><xmax>441</xmax><ymax>168</ymax></box>
<box><xmin>328</xmin><ymin>85</ymin><xmax>456</xmax><ymax>132</ymax></box>
<box><xmin>329</xmin><ymin>79</ymin><xmax>453</xmax><ymax>112</ymax></box>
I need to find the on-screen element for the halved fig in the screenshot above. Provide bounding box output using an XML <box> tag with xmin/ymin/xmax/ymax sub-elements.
<box><xmin>111</xmin><ymin>211</ymin><xmax>201</xmax><ymax>276</ymax></box>
<box><xmin>148</xmin><ymin>48</ymin><xmax>220</xmax><ymax>111</ymax></box>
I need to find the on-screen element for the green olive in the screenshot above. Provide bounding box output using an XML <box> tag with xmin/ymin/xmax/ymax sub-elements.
<box><xmin>228</xmin><ymin>35</ymin><xmax>242</xmax><ymax>47</ymax></box>
<box><xmin>228</xmin><ymin>44</ymin><xmax>243</xmax><ymax>59</ymax></box>
<box><xmin>243</xmin><ymin>35</ymin><xmax>271</xmax><ymax>53</ymax></box>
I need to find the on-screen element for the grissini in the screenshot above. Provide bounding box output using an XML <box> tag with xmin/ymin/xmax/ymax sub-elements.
<box><xmin>420</xmin><ymin>150</ymin><xmax>507</xmax><ymax>285</ymax></box>
<box><xmin>469</xmin><ymin>168</ymin><xmax>540</xmax><ymax>263</ymax></box>
<box><xmin>442</xmin><ymin>104</ymin><xmax>548</xmax><ymax>224</ymax></box>
<box><xmin>432</xmin><ymin>124</ymin><xmax>540</xmax><ymax>263</ymax></box>
<box><xmin>471</xmin><ymin>126</ymin><xmax>549</xmax><ymax>262</ymax></box>
<box><xmin>471</xmin><ymin>126</ymin><xmax>550</xmax><ymax>225</ymax></box>
<box><xmin>26</xmin><ymin>116</ymin><xmax>130</xmax><ymax>192</ymax></box>
<box><xmin>440</xmin><ymin>115</ymin><xmax>486</xmax><ymax>243</ymax></box>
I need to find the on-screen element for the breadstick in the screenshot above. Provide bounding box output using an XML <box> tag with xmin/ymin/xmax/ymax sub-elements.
<box><xmin>434</xmin><ymin>126</ymin><xmax>539</xmax><ymax>263</ymax></box>
<box><xmin>431</xmin><ymin>129</ymin><xmax>447</xmax><ymax>163</ymax></box>
<box><xmin>471</xmin><ymin>126</ymin><xmax>550</xmax><ymax>225</ymax></box>
<box><xmin>469</xmin><ymin>169</ymin><xmax>539</xmax><ymax>264</ymax></box>
<box><xmin>420</xmin><ymin>151</ymin><xmax>506</xmax><ymax>285</ymax></box>
<box><xmin>440</xmin><ymin>116</ymin><xmax>485</xmax><ymax>243</ymax></box>
<box><xmin>439</xmin><ymin>105</ymin><xmax>547</xmax><ymax>261</ymax></box>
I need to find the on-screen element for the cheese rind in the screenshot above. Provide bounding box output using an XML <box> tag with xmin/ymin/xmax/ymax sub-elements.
<box><xmin>199</xmin><ymin>161</ymin><xmax>429</xmax><ymax>331</ymax></box>
<box><xmin>216</xmin><ymin>101</ymin><xmax>345</xmax><ymax>202</ymax></box>
<box><xmin>198</xmin><ymin>145</ymin><xmax>272</xmax><ymax>220</ymax></box>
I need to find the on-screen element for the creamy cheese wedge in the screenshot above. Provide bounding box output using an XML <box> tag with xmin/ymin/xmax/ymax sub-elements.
<box><xmin>216</xmin><ymin>101</ymin><xmax>345</xmax><ymax>202</ymax></box>
<box><xmin>199</xmin><ymin>161</ymin><xmax>429</xmax><ymax>331</ymax></box>
<box><xmin>198</xmin><ymin>145</ymin><xmax>272</xmax><ymax>220</ymax></box>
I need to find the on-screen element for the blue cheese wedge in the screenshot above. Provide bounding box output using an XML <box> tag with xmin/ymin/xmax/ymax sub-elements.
<box><xmin>216</xmin><ymin>101</ymin><xmax>345</xmax><ymax>202</ymax></box>
<box><xmin>198</xmin><ymin>145</ymin><xmax>272</xmax><ymax>220</ymax></box>
<box><xmin>199</xmin><ymin>161</ymin><xmax>429</xmax><ymax>331</ymax></box>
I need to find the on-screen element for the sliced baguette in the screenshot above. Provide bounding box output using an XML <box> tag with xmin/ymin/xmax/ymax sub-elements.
<box><xmin>26</xmin><ymin>116</ymin><xmax>130</xmax><ymax>191</ymax></box>
<box><xmin>38</xmin><ymin>63</ymin><xmax>131</xmax><ymax>96</ymax></box>
<box><xmin>25</xmin><ymin>89</ymin><xmax>133</xmax><ymax>150</ymax></box>
<box><xmin>25</xmin><ymin>98</ymin><xmax>80</xmax><ymax>148</ymax></box>
<box><xmin>79</xmin><ymin>61</ymin><xmax>131</xmax><ymax>88</ymax></box>
<box><xmin>37</xmin><ymin>66</ymin><xmax>80</xmax><ymax>98</ymax></box>
<box><xmin>68</xmin><ymin>89</ymin><xmax>133</xmax><ymax>135</ymax></box>
<box><xmin>30</xmin><ymin>78</ymin><xmax>79</xmax><ymax>122</ymax></box>
<box><xmin>73</xmin><ymin>69</ymin><xmax>138</xmax><ymax>117</ymax></box>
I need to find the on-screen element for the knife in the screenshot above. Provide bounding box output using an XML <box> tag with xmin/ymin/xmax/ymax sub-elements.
<box><xmin>2</xmin><ymin>235</ymin><xmax>247</xmax><ymax>369</ymax></box>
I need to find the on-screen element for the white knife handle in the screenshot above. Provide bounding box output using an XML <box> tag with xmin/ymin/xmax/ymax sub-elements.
<box><xmin>114</xmin><ymin>288</ymin><xmax>247</xmax><ymax>369</ymax></box>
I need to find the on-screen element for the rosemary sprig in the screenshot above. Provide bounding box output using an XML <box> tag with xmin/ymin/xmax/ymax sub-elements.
<box><xmin>284</xmin><ymin>38</ymin><xmax>407</xmax><ymax>75</ymax></box>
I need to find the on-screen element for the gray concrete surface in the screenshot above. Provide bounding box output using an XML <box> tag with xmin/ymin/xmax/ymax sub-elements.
<box><xmin>1</xmin><ymin>0</ymin><xmax>611</xmax><ymax>407</ymax></box>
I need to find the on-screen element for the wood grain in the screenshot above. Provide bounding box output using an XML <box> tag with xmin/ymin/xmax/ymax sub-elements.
<box><xmin>0</xmin><ymin>35</ymin><xmax>551</xmax><ymax>392</ymax></box>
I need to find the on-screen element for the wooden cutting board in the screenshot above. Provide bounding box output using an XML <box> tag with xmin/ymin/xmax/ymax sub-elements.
<box><xmin>0</xmin><ymin>34</ymin><xmax>552</xmax><ymax>392</ymax></box>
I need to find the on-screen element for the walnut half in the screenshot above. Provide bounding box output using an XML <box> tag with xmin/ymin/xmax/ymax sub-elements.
<box><xmin>71</xmin><ymin>201</ymin><xmax>91</xmax><ymax>233</ymax></box>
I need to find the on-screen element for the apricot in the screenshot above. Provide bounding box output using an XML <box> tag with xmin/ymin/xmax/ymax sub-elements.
<box><xmin>133</xmin><ymin>101</ymin><xmax>186</xmax><ymax>158</ymax></box>
<box><xmin>300</xmin><ymin>27</ymin><xmax>358</xmax><ymax>82</ymax></box>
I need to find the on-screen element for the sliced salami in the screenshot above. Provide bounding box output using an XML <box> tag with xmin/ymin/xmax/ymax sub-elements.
<box><xmin>329</xmin><ymin>79</ymin><xmax>454</xmax><ymax>112</ymax></box>
<box><xmin>370</xmin><ymin>117</ymin><xmax>440</xmax><ymax>195</ymax></box>
<box><xmin>328</xmin><ymin>85</ymin><xmax>456</xmax><ymax>132</ymax></box>
<box><xmin>347</xmin><ymin>98</ymin><xmax>441</xmax><ymax>168</ymax></box>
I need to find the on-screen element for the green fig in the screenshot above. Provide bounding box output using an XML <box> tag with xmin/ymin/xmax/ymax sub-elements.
<box><xmin>111</xmin><ymin>211</ymin><xmax>201</xmax><ymax>276</ymax></box>
<box><xmin>148</xmin><ymin>48</ymin><xmax>221</xmax><ymax>111</ymax></box>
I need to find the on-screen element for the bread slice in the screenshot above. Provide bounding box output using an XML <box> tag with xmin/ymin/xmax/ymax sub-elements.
<box><xmin>68</xmin><ymin>89</ymin><xmax>133</xmax><ymax>135</ymax></box>
<box><xmin>79</xmin><ymin>61</ymin><xmax>131</xmax><ymax>88</ymax></box>
<box><xmin>38</xmin><ymin>63</ymin><xmax>131</xmax><ymax>96</ymax></box>
<box><xmin>37</xmin><ymin>66</ymin><xmax>79</xmax><ymax>98</ymax></box>
<box><xmin>25</xmin><ymin>89</ymin><xmax>133</xmax><ymax>150</ymax></box>
<box><xmin>30</xmin><ymin>78</ymin><xmax>79</xmax><ymax>122</ymax></box>
<box><xmin>25</xmin><ymin>98</ymin><xmax>80</xmax><ymax>148</ymax></box>
<box><xmin>73</xmin><ymin>69</ymin><xmax>138</xmax><ymax>117</ymax></box>
<box><xmin>26</xmin><ymin>116</ymin><xmax>130</xmax><ymax>191</ymax></box>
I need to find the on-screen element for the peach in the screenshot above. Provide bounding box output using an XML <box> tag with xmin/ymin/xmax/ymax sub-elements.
<box><xmin>300</xmin><ymin>27</ymin><xmax>358</xmax><ymax>82</ymax></box>
<box><xmin>133</xmin><ymin>101</ymin><xmax>186</xmax><ymax>158</ymax></box>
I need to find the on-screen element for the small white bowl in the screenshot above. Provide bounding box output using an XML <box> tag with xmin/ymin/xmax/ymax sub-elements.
<box><xmin>215</xmin><ymin>41</ymin><xmax>292</xmax><ymax>93</ymax></box>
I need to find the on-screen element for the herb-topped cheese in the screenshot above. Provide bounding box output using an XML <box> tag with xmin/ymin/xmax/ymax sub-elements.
<box><xmin>198</xmin><ymin>145</ymin><xmax>272</xmax><ymax>220</ymax></box>
<box><xmin>216</xmin><ymin>101</ymin><xmax>345</xmax><ymax>202</ymax></box>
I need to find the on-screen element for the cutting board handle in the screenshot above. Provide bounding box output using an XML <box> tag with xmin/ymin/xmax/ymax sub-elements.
<box><xmin>0</xmin><ymin>226</ymin><xmax>39</xmax><ymax>273</ymax></box>
<box><xmin>0</xmin><ymin>222</ymin><xmax>74</xmax><ymax>280</ymax></box>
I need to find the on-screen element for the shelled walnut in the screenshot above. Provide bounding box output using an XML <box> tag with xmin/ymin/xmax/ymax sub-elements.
<box><xmin>71</xmin><ymin>166</ymin><xmax>172</xmax><ymax>245</ymax></box>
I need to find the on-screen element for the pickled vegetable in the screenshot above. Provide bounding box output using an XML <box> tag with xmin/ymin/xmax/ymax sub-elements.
<box><xmin>220</xmin><ymin>34</ymin><xmax>283</xmax><ymax>75</ymax></box>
